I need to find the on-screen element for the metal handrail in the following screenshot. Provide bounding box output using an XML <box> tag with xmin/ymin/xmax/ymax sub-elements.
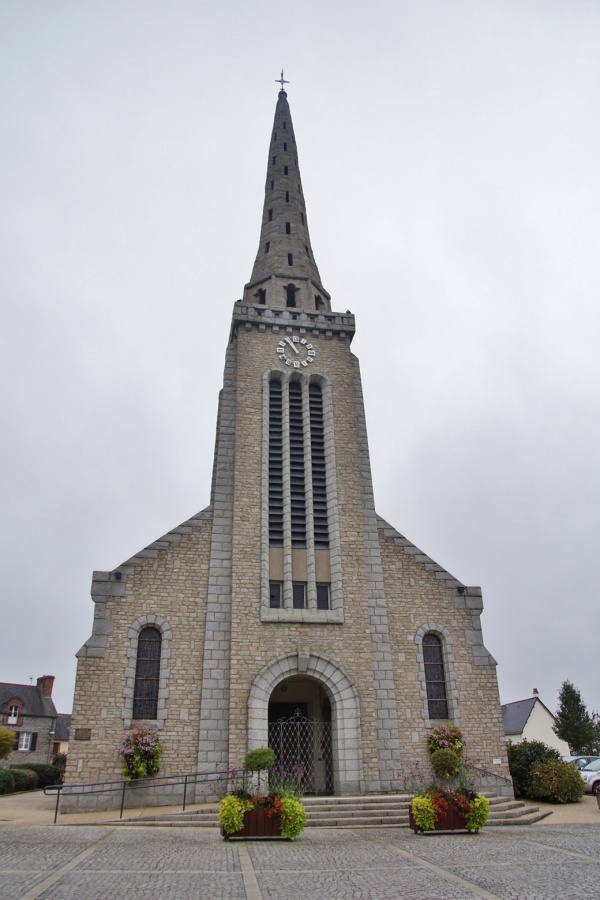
<box><xmin>44</xmin><ymin>766</ymin><xmax>236</xmax><ymax>824</ymax></box>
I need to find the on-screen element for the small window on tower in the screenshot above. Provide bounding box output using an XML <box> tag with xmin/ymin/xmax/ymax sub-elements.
<box><xmin>269</xmin><ymin>582</ymin><xmax>282</xmax><ymax>609</ymax></box>
<box><xmin>301</xmin><ymin>213</ymin><xmax>305</xmax><ymax>225</ymax></box>
<box><xmin>305</xmin><ymin>245</ymin><xmax>310</xmax><ymax>257</ymax></box>
<box><xmin>272</xmin><ymin>156</ymin><xmax>277</xmax><ymax>165</ymax></box>
<box><xmin>315</xmin><ymin>295</ymin><xmax>324</xmax><ymax>309</ymax></box>
<box><xmin>285</xmin><ymin>222</ymin><xmax>291</xmax><ymax>234</ymax></box>
<box><xmin>283</xmin><ymin>121</ymin><xmax>287</xmax><ymax>129</ymax></box>
<box><xmin>268</xmin><ymin>209</ymin><xmax>273</xmax><ymax>221</ymax></box>
<box><xmin>285</xmin><ymin>284</ymin><xmax>297</xmax><ymax>307</ymax></box>
<box><xmin>288</xmin><ymin>253</ymin><xmax>293</xmax><ymax>266</ymax></box>
<box><xmin>284</xmin><ymin>166</ymin><xmax>289</xmax><ymax>175</ymax></box>
<box><xmin>285</xmin><ymin>191</ymin><xmax>290</xmax><ymax>202</ymax></box>
<box><xmin>270</xmin><ymin>180</ymin><xmax>274</xmax><ymax>190</ymax></box>
<box><xmin>316</xmin><ymin>584</ymin><xmax>330</xmax><ymax>610</ymax></box>
<box><xmin>293</xmin><ymin>583</ymin><xmax>306</xmax><ymax>609</ymax></box>
<box><xmin>265</xmin><ymin>242</ymin><xmax>270</xmax><ymax>254</ymax></box>
<box><xmin>255</xmin><ymin>288</ymin><xmax>266</xmax><ymax>305</ymax></box>
<box><xmin>273</xmin><ymin>132</ymin><xmax>277</xmax><ymax>142</ymax></box>
<box><xmin>283</xmin><ymin>142</ymin><xmax>287</xmax><ymax>151</ymax></box>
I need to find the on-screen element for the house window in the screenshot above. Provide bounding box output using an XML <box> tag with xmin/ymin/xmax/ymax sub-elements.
<box><xmin>292</xmin><ymin>583</ymin><xmax>306</xmax><ymax>609</ymax></box>
<box><xmin>423</xmin><ymin>633</ymin><xmax>449</xmax><ymax>719</ymax></box>
<box><xmin>269</xmin><ymin>582</ymin><xmax>282</xmax><ymax>608</ymax></box>
<box><xmin>18</xmin><ymin>732</ymin><xmax>37</xmax><ymax>751</ymax></box>
<box><xmin>132</xmin><ymin>626</ymin><xmax>162</xmax><ymax>719</ymax></box>
<box><xmin>316</xmin><ymin>584</ymin><xmax>330</xmax><ymax>610</ymax></box>
<box><xmin>8</xmin><ymin>705</ymin><xmax>18</xmax><ymax>725</ymax></box>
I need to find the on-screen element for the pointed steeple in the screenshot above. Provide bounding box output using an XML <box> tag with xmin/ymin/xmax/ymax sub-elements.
<box><xmin>243</xmin><ymin>89</ymin><xmax>331</xmax><ymax>313</ymax></box>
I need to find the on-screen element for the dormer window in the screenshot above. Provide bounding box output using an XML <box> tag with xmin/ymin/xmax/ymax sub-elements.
<box><xmin>8</xmin><ymin>705</ymin><xmax>18</xmax><ymax>724</ymax></box>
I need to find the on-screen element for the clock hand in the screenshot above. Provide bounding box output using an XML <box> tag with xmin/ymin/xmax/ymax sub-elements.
<box><xmin>285</xmin><ymin>337</ymin><xmax>299</xmax><ymax>354</ymax></box>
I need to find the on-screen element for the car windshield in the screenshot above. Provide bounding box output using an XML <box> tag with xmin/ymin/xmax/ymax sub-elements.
<box><xmin>581</xmin><ymin>759</ymin><xmax>600</xmax><ymax>771</ymax></box>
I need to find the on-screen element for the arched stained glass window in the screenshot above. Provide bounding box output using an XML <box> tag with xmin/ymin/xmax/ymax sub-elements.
<box><xmin>132</xmin><ymin>626</ymin><xmax>162</xmax><ymax>719</ymax></box>
<box><xmin>423</xmin><ymin>633</ymin><xmax>449</xmax><ymax>719</ymax></box>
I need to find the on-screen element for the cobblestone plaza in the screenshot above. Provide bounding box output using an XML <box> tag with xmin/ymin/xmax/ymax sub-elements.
<box><xmin>2</xmin><ymin>824</ymin><xmax>599</xmax><ymax>899</ymax></box>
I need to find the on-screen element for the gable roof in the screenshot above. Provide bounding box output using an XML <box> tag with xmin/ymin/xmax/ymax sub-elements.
<box><xmin>0</xmin><ymin>682</ymin><xmax>57</xmax><ymax>718</ymax></box>
<box><xmin>501</xmin><ymin>697</ymin><xmax>537</xmax><ymax>735</ymax></box>
<box><xmin>55</xmin><ymin>713</ymin><xmax>71</xmax><ymax>741</ymax></box>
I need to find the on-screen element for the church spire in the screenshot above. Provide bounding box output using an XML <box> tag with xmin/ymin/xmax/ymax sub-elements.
<box><xmin>243</xmin><ymin>86</ymin><xmax>331</xmax><ymax>312</ymax></box>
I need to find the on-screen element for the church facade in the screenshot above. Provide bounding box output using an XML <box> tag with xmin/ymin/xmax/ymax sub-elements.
<box><xmin>67</xmin><ymin>88</ymin><xmax>511</xmax><ymax>803</ymax></box>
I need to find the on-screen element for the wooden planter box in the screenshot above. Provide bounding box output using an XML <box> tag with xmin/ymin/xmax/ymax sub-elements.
<box><xmin>222</xmin><ymin>808</ymin><xmax>285</xmax><ymax>840</ymax></box>
<box><xmin>409</xmin><ymin>805</ymin><xmax>469</xmax><ymax>834</ymax></box>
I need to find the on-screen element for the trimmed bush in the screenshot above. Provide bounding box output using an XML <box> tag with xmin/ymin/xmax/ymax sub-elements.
<box><xmin>52</xmin><ymin>753</ymin><xmax>67</xmax><ymax>778</ymax></box>
<box><xmin>430</xmin><ymin>747</ymin><xmax>463</xmax><ymax>779</ymax></box>
<box><xmin>10</xmin><ymin>763</ymin><xmax>62</xmax><ymax>788</ymax></box>
<box><xmin>11</xmin><ymin>768</ymin><xmax>39</xmax><ymax>792</ymax></box>
<box><xmin>0</xmin><ymin>768</ymin><xmax>15</xmax><ymax>795</ymax></box>
<box><xmin>529</xmin><ymin>759</ymin><xmax>585</xmax><ymax>804</ymax></box>
<box><xmin>243</xmin><ymin>748</ymin><xmax>275</xmax><ymax>772</ymax></box>
<box><xmin>507</xmin><ymin>741</ymin><xmax>561</xmax><ymax>799</ymax></box>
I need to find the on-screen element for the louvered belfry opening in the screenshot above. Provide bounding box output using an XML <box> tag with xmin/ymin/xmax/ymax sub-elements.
<box><xmin>268</xmin><ymin>379</ymin><xmax>284</xmax><ymax>547</ymax></box>
<box><xmin>132</xmin><ymin>626</ymin><xmax>162</xmax><ymax>719</ymax></box>
<box><xmin>289</xmin><ymin>381</ymin><xmax>307</xmax><ymax>547</ymax></box>
<box><xmin>309</xmin><ymin>383</ymin><xmax>329</xmax><ymax>549</ymax></box>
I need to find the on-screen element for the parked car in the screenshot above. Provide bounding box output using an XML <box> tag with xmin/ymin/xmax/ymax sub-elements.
<box><xmin>579</xmin><ymin>759</ymin><xmax>600</xmax><ymax>794</ymax></box>
<box><xmin>563</xmin><ymin>755</ymin><xmax>600</xmax><ymax>770</ymax></box>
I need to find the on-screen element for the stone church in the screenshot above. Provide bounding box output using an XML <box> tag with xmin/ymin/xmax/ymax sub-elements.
<box><xmin>67</xmin><ymin>87</ymin><xmax>511</xmax><ymax>803</ymax></box>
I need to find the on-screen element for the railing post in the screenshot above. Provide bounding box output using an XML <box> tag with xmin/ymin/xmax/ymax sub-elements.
<box><xmin>182</xmin><ymin>774</ymin><xmax>188</xmax><ymax>812</ymax></box>
<box><xmin>120</xmin><ymin>780</ymin><xmax>127</xmax><ymax>819</ymax></box>
<box><xmin>54</xmin><ymin>787</ymin><xmax>61</xmax><ymax>825</ymax></box>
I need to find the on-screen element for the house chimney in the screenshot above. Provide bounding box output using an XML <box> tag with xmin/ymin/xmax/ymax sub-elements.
<box><xmin>36</xmin><ymin>675</ymin><xmax>55</xmax><ymax>697</ymax></box>
<box><xmin>532</xmin><ymin>688</ymin><xmax>539</xmax><ymax>695</ymax></box>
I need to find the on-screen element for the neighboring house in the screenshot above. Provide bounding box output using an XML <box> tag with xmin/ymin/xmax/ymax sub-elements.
<box><xmin>502</xmin><ymin>693</ymin><xmax>570</xmax><ymax>754</ymax></box>
<box><xmin>0</xmin><ymin>675</ymin><xmax>59</xmax><ymax>765</ymax></box>
<box><xmin>53</xmin><ymin>713</ymin><xmax>71</xmax><ymax>756</ymax></box>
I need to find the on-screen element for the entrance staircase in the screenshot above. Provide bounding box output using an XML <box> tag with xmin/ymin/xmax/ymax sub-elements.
<box><xmin>112</xmin><ymin>794</ymin><xmax>550</xmax><ymax>828</ymax></box>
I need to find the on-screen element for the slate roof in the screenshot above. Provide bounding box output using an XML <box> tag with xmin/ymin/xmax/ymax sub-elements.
<box><xmin>0</xmin><ymin>682</ymin><xmax>57</xmax><ymax>718</ymax></box>
<box><xmin>501</xmin><ymin>697</ymin><xmax>538</xmax><ymax>735</ymax></box>
<box><xmin>55</xmin><ymin>713</ymin><xmax>71</xmax><ymax>741</ymax></box>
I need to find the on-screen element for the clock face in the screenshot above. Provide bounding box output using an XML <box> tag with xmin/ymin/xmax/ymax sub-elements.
<box><xmin>276</xmin><ymin>336</ymin><xmax>317</xmax><ymax>368</ymax></box>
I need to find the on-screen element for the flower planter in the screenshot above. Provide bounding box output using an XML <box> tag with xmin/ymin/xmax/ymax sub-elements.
<box><xmin>409</xmin><ymin>805</ymin><xmax>469</xmax><ymax>834</ymax></box>
<box><xmin>222</xmin><ymin>808</ymin><xmax>285</xmax><ymax>840</ymax></box>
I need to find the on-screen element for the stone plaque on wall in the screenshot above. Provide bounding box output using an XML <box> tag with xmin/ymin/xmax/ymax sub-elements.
<box><xmin>74</xmin><ymin>728</ymin><xmax>92</xmax><ymax>741</ymax></box>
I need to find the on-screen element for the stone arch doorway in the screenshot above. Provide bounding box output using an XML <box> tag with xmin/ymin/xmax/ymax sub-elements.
<box><xmin>268</xmin><ymin>676</ymin><xmax>333</xmax><ymax>794</ymax></box>
<box><xmin>247</xmin><ymin>652</ymin><xmax>362</xmax><ymax>794</ymax></box>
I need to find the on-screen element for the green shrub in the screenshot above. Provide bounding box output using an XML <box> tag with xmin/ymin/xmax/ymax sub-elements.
<box><xmin>507</xmin><ymin>741</ymin><xmax>561</xmax><ymax>798</ymax></box>
<box><xmin>529</xmin><ymin>759</ymin><xmax>585</xmax><ymax>804</ymax></box>
<box><xmin>0</xmin><ymin>727</ymin><xmax>16</xmax><ymax>760</ymax></box>
<box><xmin>410</xmin><ymin>794</ymin><xmax>436</xmax><ymax>831</ymax></box>
<box><xmin>219</xmin><ymin>795</ymin><xmax>254</xmax><ymax>834</ymax></box>
<box><xmin>430</xmin><ymin>747</ymin><xmax>463</xmax><ymax>779</ymax></box>
<box><xmin>52</xmin><ymin>753</ymin><xmax>67</xmax><ymax>777</ymax></box>
<box><xmin>279</xmin><ymin>795</ymin><xmax>306</xmax><ymax>840</ymax></box>
<box><xmin>11</xmin><ymin>768</ymin><xmax>39</xmax><ymax>792</ymax></box>
<box><xmin>11</xmin><ymin>763</ymin><xmax>62</xmax><ymax>788</ymax></box>
<box><xmin>0</xmin><ymin>768</ymin><xmax>15</xmax><ymax>794</ymax></box>
<box><xmin>243</xmin><ymin>748</ymin><xmax>275</xmax><ymax>772</ymax></box>
<box><xmin>465</xmin><ymin>795</ymin><xmax>490</xmax><ymax>832</ymax></box>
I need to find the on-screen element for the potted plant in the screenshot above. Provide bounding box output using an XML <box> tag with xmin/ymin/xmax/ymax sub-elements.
<box><xmin>119</xmin><ymin>726</ymin><xmax>163</xmax><ymax>780</ymax></box>
<box><xmin>219</xmin><ymin>748</ymin><xmax>306</xmax><ymax>841</ymax></box>
<box><xmin>409</xmin><ymin>726</ymin><xmax>490</xmax><ymax>834</ymax></box>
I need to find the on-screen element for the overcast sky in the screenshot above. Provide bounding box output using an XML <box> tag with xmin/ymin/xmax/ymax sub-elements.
<box><xmin>1</xmin><ymin>1</ymin><xmax>599</xmax><ymax>720</ymax></box>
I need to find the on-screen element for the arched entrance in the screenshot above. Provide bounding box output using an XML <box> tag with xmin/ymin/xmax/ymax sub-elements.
<box><xmin>247</xmin><ymin>651</ymin><xmax>362</xmax><ymax>794</ymax></box>
<box><xmin>268</xmin><ymin>676</ymin><xmax>333</xmax><ymax>794</ymax></box>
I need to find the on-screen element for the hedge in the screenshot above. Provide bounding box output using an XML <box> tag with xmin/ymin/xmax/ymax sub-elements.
<box><xmin>11</xmin><ymin>768</ymin><xmax>39</xmax><ymax>792</ymax></box>
<box><xmin>0</xmin><ymin>768</ymin><xmax>15</xmax><ymax>794</ymax></box>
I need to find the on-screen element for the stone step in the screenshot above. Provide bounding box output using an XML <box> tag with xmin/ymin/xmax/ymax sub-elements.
<box><xmin>112</xmin><ymin>794</ymin><xmax>545</xmax><ymax>828</ymax></box>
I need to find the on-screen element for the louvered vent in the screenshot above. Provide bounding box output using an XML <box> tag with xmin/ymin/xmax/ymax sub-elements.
<box><xmin>288</xmin><ymin>381</ymin><xmax>307</xmax><ymax>547</ymax></box>
<box><xmin>268</xmin><ymin>379</ymin><xmax>284</xmax><ymax>546</ymax></box>
<box><xmin>309</xmin><ymin>383</ymin><xmax>329</xmax><ymax>548</ymax></box>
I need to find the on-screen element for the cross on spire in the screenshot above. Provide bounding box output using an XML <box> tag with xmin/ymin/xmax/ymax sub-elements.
<box><xmin>275</xmin><ymin>69</ymin><xmax>289</xmax><ymax>90</ymax></box>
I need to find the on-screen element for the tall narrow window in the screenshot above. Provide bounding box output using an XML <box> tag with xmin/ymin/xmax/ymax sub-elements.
<box><xmin>272</xmin><ymin>156</ymin><xmax>277</xmax><ymax>165</ymax></box>
<box><xmin>268</xmin><ymin>208</ymin><xmax>273</xmax><ymax>221</ymax></box>
<box><xmin>283</xmin><ymin>121</ymin><xmax>287</xmax><ymax>129</ymax></box>
<box><xmin>309</xmin><ymin>383</ymin><xmax>329</xmax><ymax>549</ymax></box>
<box><xmin>268</xmin><ymin>380</ymin><xmax>284</xmax><ymax>546</ymax></box>
<box><xmin>285</xmin><ymin>222</ymin><xmax>291</xmax><ymax>234</ymax></box>
<box><xmin>289</xmin><ymin>381</ymin><xmax>306</xmax><ymax>547</ymax></box>
<box><xmin>269</xmin><ymin>582</ymin><xmax>282</xmax><ymax>608</ymax></box>
<box><xmin>285</xmin><ymin>191</ymin><xmax>289</xmax><ymax>202</ymax></box>
<box><xmin>8</xmin><ymin>705</ymin><xmax>18</xmax><ymax>724</ymax></box>
<box><xmin>288</xmin><ymin>253</ymin><xmax>293</xmax><ymax>266</ymax></box>
<box><xmin>285</xmin><ymin>284</ymin><xmax>297</xmax><ymax>307</ymax></box>
<box><xmin>283</xmin><ymin>142</ymin><xmax>288</xmax><ymax>151</ymax></box>
<box><xmin>270</xmin><ymin>180</ymin><xmax>274</xmax><ymax>190</ymax></box>
<box><xmin>423</xmin><ymin>633</ymin><xmax>449</xmax><ymax>719</ymax></box>
<box><xmin>265</xmin><ymin>242</ymin><xmax>270</xmax><ymax>254</ymax></box>
<box><xmin>133</xmin><ymin>627</ymin><xmax>162</xmax><ymax>719</ymax></box>
<box><xmin>293</xmin><ymin>583</ymin><xmax>306</xmax><ymax>609</ymax></box>
<box><xmin>284</xmin><ymin>165</ymin><xmax>289</xmax><ymax>175</ymax></box>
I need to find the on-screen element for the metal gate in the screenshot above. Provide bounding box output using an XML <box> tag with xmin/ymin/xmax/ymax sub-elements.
<box><xmin>268</xmin><ymin>709</ymin><xmax>333</xmax><ymax>795</ymax></box>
